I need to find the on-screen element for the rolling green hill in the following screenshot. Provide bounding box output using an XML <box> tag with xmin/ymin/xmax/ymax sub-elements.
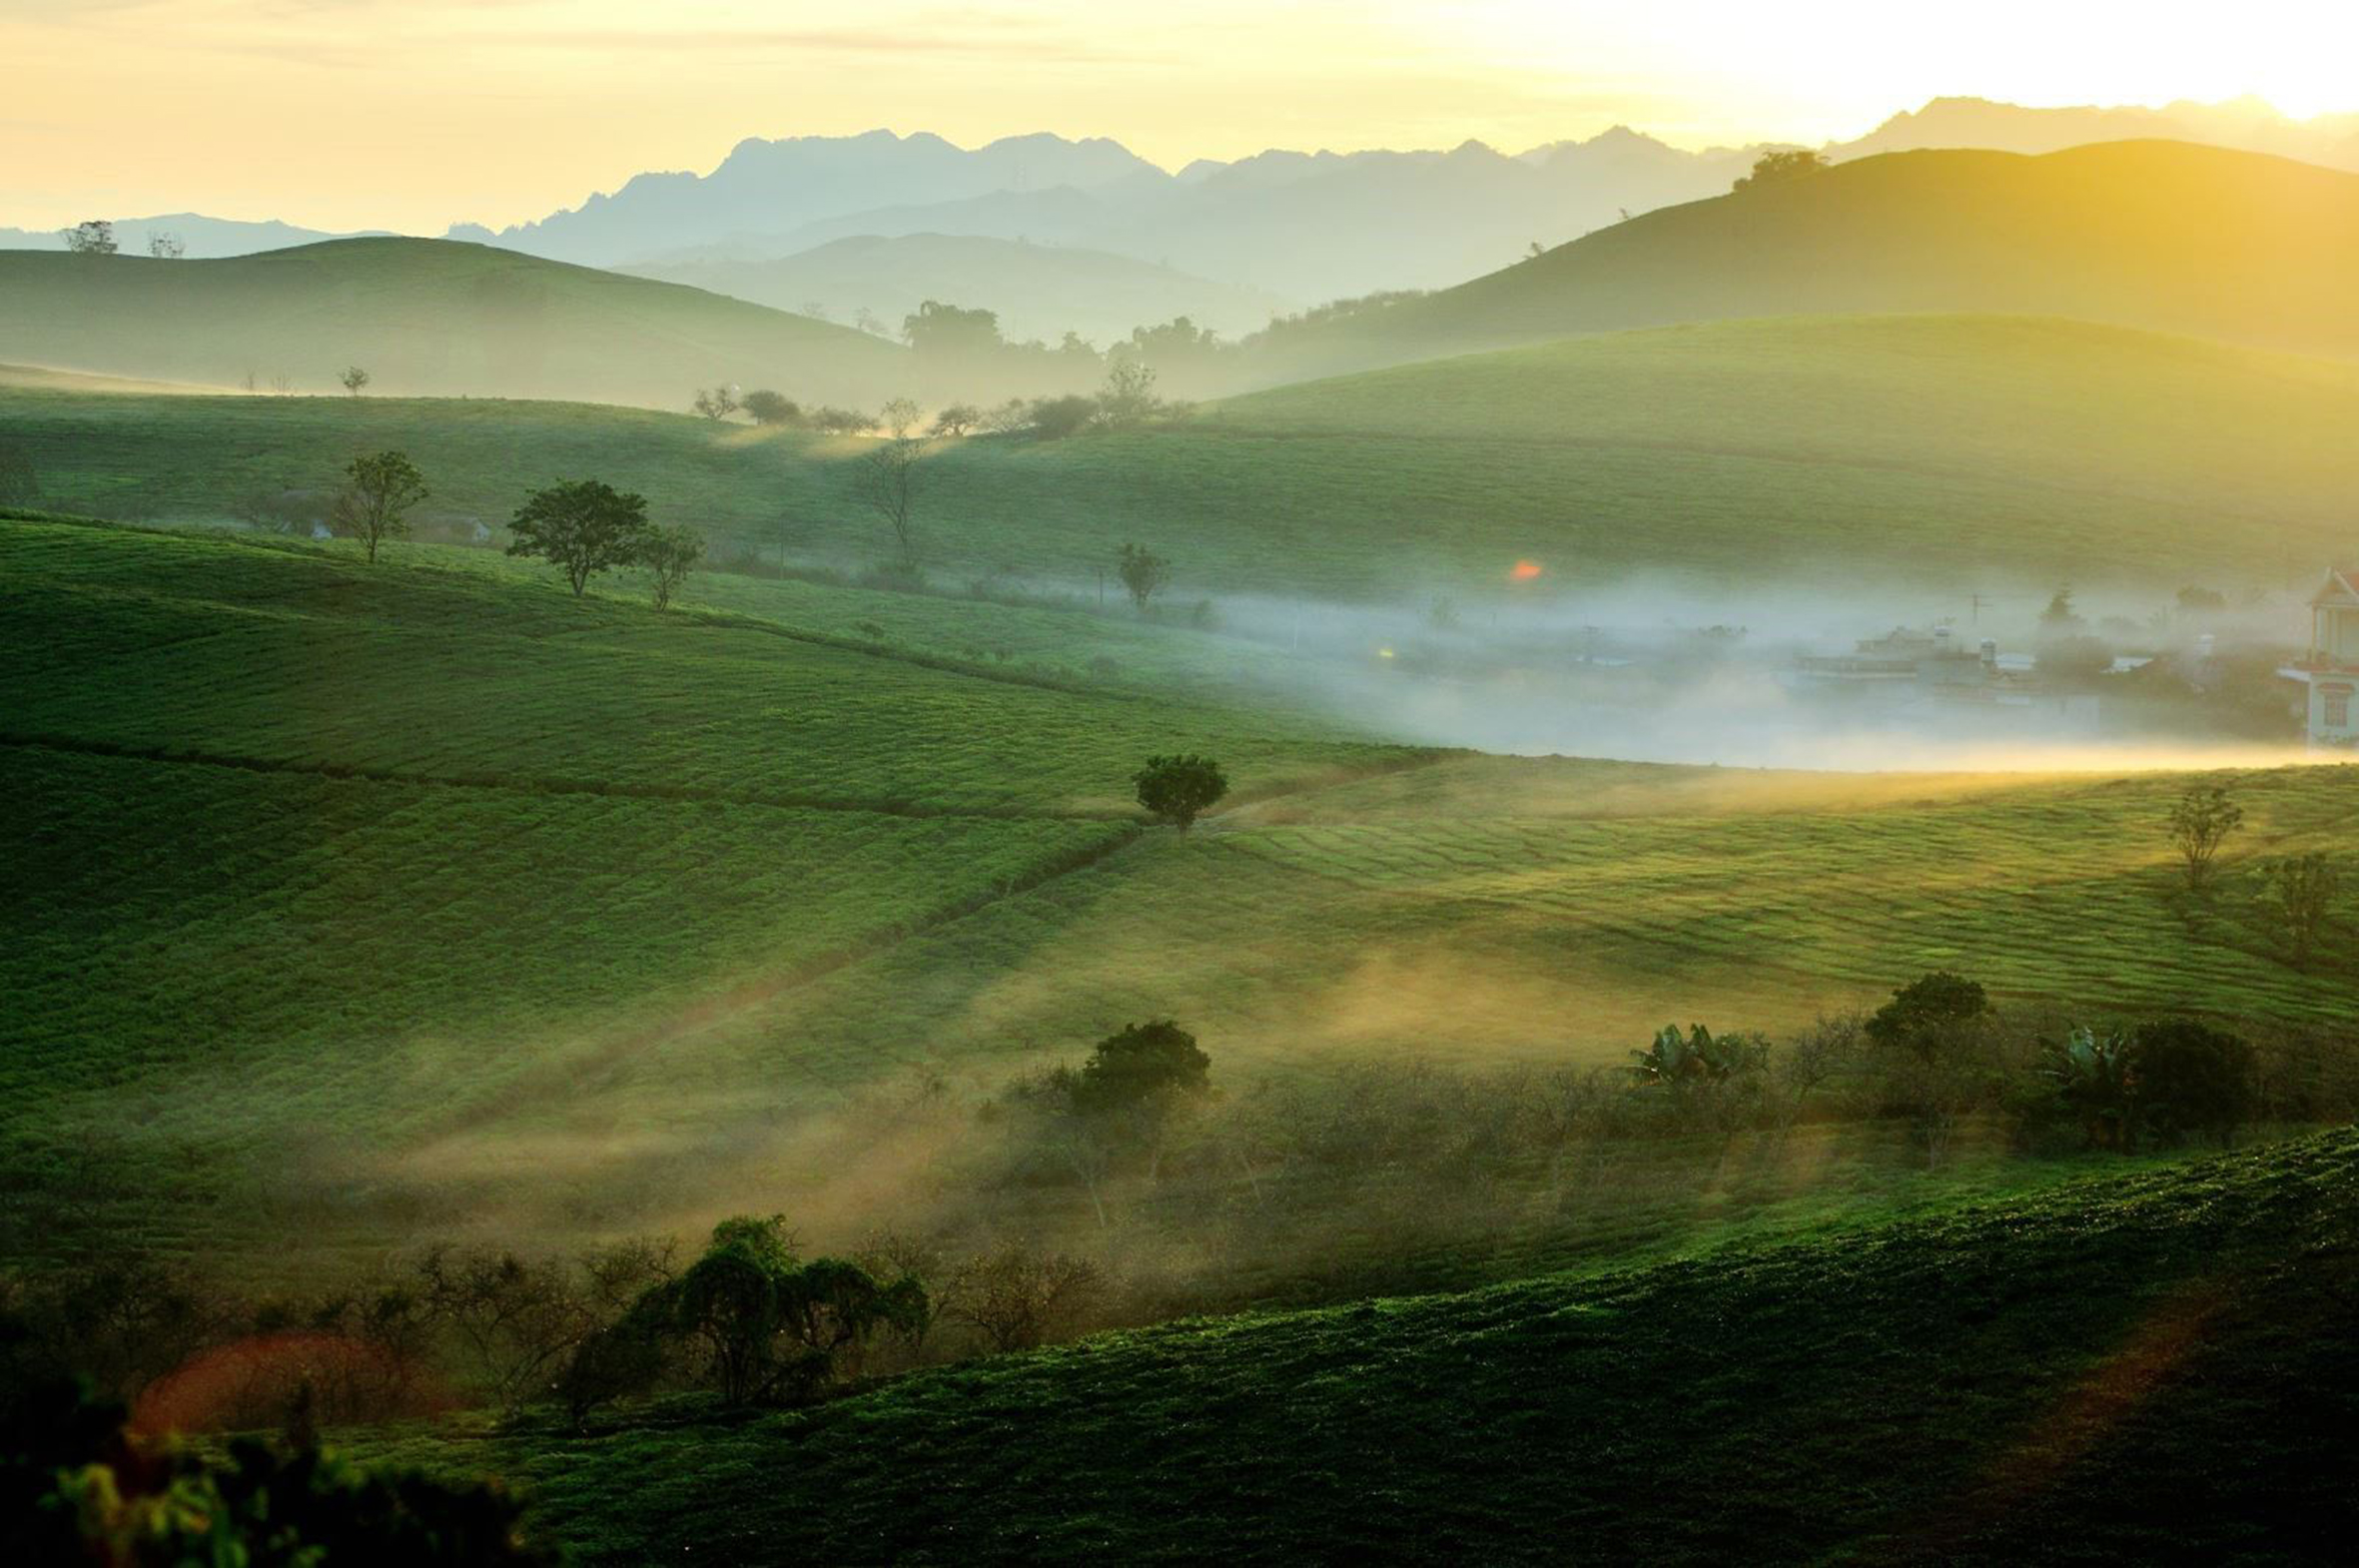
<box><xmin>0</xmin><ymin>238</ymin><xmax>908</xmax><ymax>407</ymax></box>
<box><xmin>353</xmin><ymin>1128</ymin><xmax>2359</xmax><ymax>1563</ymax></box>
<box><xmin>4</xmin><ymin>514</ymin><xmax>2352</xmax><ymax>1274</ymax></box>
<box><xmin>1253</xmin><ymin>140</ymin><xmax>2359</xmax><ymax>382</ymax></box>
<box><xmin>8</xmin><ymin>313</ymin><xmax>2359</xmax><ymax>596</ymax></box>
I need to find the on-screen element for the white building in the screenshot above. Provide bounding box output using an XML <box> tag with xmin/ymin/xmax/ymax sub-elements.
<box><xmin>2291</xmin><ymin>567</ymin><xmax>2359</xmax><ymax>748</ymax></box>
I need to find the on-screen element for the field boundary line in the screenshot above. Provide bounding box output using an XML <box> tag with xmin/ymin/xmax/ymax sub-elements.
<box><xmin>0</xmin><ymin>731</ymin><xmax>1124</xmax><ymax>824</ymax></box>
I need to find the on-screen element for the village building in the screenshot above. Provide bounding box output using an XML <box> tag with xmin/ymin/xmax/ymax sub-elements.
<box><xmin>2289</xmin><ymin>566</ymin><xmax>2359</xmax><ymax>748</ymax></box>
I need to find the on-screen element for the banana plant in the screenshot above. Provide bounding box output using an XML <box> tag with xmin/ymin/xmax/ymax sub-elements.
<box><xmin>2039</xmin><ymin>1024</ymin><xmax>2141</xmax><ymax>1151</ymax></box>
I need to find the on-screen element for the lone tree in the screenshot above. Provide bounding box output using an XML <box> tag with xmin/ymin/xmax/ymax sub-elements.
<box><xmin>855</xmin><ymin>420</ymin><xmax>931</xmax><ymax>563</ymax></box>
<box><xmin>638</xmin><ymin>523</ymin><xmax>704</xmax><ymax>611</ymax></box>
<box><xmin>1133</xmin><ymin>753</ymin><xmax>1227</xmax><ymax>831</ymax></box>
<box><xmin>340</xmin><ymin>366</ymin><xmax>371</xmax><ymax>396</ymax></box>
<box><xmin>146</xmin><ymin>231</ymin><xmax>185</xmax><ymax>260</ymax></box>
<box><xmin>1732</xmin><ymin>149</ymin><xmax>1828</xmax><ymax>192</ymax></box>
<box><xmin>1069</xmin><ymin>1019</ymin><xmax>1211</xmax><ymax>1115</ymax></box>
<box><xmin>2167</xmin><ymin>783</ymin><xmax>2243</xmax><ymax>890</ymax></box>
<box><xmin>692</xmin><ymin>386</ymin><xmax>739</xmax><ymax>421</ymax></box>
<box><xmin>2264</xmin><ymin>852</ymin><xmax>2341</xmax><ymax>967</ymax></box>
<box><xmin>507</xmin><ymin>479</ymin><xmax>651</xmax><ymax>596</ymax></box>
<box><xmin>61</xmin><ymin>220</ymin><xmax>117</xmax><ymax>255</ymax></box>
<box><xmin>332</xmin><ymin>449</ymin><xmax>427</xmax><ymax>563</ymax></box>
<box><xmin>1116</xmin><ymin>542</ymin><xmax>1171</xmax><ymax>611</ymax></box>
<box><xmin>742</xmin><ymin>389</ymin><xmax>799</xmax><ymax>426</ymax></box>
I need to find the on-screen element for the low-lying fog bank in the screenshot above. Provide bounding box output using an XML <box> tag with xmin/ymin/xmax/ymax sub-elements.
<box><xmin>1196</xmin><ymin>575</ymin><xmax>2327</xmax><ymax>772</ymax></box>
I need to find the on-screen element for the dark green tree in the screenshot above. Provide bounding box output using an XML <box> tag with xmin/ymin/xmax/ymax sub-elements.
<box><xmin>741</xmin><ymin>390</ymin><xmax>800</xmax><ymax>425</ymax></box>
<box><xmin>1732</xmin><ymin>149</ymin><xmax>1827</xmax><ymax>191</ymax></box>
<box><xmin>1865</xmin><ymin>971</ymin><xmax>1990</xmax><ymax>1059</ymax></box>
<box><xmin>1116</xmin><ymin>542</ymin><xmax>1172</xmax><ymax>611</ymax></box>
<box><xmin>902</xmin><ymin>300</ymin><xmax>1003</xmax><ymax>361</ymax></box>
<box><xmin>650</xmin><ymin>1217</ymin><xmax>926</xmax><ymax>1405</ymax></box>
<box><xmin>1133</xmin><ymin>753</ymin><xmax>1227</xmax><ymax>830</ymax></box>
<box><xmin>507</xmin><ymin>479</ymin><xmax>651</xmax><ymax>596</ymax></box>
<box><xmin>2131</xmin><ymin>1019</ymin><xmax>2255</xmax><ymax>1147</ymax></box>
<box><xmin>1069</xmin><ymin>1020</ymin><xmax>1211</xmax><ymax>1115</ymax></box>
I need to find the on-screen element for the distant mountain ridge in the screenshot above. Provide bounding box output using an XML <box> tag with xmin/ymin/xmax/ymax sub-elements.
<box><xmin>1833</xmin><ymin>94</ymin><xmax>2359</xmax><ymax>169</ymax></box>
<box><xmin>447</xmin><ymin>126</ymin><xmax>1771</xmax><ymax>299</ymax></box>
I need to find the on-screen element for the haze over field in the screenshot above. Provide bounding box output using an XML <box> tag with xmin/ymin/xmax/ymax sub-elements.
<box><xmin>6</xmin><ymin>4</ymin><xmax>2359</xmax><ymax>1563</ymax></box>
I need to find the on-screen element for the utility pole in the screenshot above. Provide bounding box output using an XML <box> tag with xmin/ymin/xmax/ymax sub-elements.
<box><xmin>1969</xmin><ymin>592</ymin><xmax>1988</xmax><ymax>627</ymax></box>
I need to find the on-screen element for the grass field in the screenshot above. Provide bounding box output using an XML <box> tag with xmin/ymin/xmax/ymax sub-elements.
<box><xmin>6</xmin><ymin>513</ymin><xmax>2351</xmax><ymax>1276</ymax></box>
<box><xmin>8</xmin><ymin>313</ymin><xmax>2355</xmax><ymax>601</ymax></box>
<box><xmin>345</xmin><ymin>1127</ymin><xmax>2359</xmax><ymax>1563</ymax></box>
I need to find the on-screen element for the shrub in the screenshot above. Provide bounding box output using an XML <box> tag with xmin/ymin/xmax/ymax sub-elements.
<box><xmin>1133</xmin><ymin>753</ymin><xmax>1228</xmax><ymax>831</ymax></box>
<box><xmin>1865</xmin><ymin>972</ymin><xmax>1990</xmax><ymax>1059</ymax></box>
<box><xmin>2132</xmin><ymin>1020</ymin><xmax>2255</xmax><ymax>1147</ymax></box>
<box><xmin>741</xmin><ymin>390</ymin><xmax>800</xmax><ymax>426</ymax></box>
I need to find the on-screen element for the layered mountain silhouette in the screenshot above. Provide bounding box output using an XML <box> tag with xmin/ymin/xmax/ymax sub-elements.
<box><xmin>623</xmin><ymin>234</ymin><xmax>1295</xmax><ymax>344</ymax></box>
<box><xmin>1244</xmin><ymin>140</ymin><xmax>2359</xmax><ymax>382</ymax></box>
<box><xmin>445</xmin><ymin>126</ymin><xmax>1767</xmax><ymax>299</ymax></box>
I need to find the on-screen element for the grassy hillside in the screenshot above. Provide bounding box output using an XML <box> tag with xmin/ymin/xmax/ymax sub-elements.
<box><xmin>1255</xmin><ymin>140</ymin><xmax>2359</xmax><ymax>381</ymax></box>
<box><xmin>5</xmin><ymin>515</ymin><xmax>2352</xmax><ymax>1272</ymax></box>
<box><xmin>625</xmin><ymin>232</ymin><xmax>1295</xmax><ymax>344</ymax></box>
<box><xmin>353</xmin><ymin>1128</ymin><xmax>2359</xmax><ymax>1563</ymax></box>
<box><xmin>8</xmin><ymin>314</ymin><xmax>2359</xmax><ymax>596</ymax></box>
<box><xmin>0</xmin><ymin>238</ymin><xmax>907</xmax><ymax>407</ymax></box>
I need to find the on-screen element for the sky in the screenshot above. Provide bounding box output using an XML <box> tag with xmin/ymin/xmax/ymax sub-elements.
<box><xmin>3</xmin><ymin>0</ymin><xmax>2356</xmax><ymax>234</ymax></box>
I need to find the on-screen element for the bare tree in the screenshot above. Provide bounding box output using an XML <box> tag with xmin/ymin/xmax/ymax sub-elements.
<box><xmin>637</xmin><ymin>523</ymin><xmax>704</xmax><ymax>611</ymax></box>
<box><xmin>943</xmin><ymin>1245</ymin><xmax>1105</xmax><ymax>1352</ymax></box>
<box><xmin>2265</xmin><ymin>854</ymin><xmax>2342</xmax><ymax>967</ymax></box>
<box><xmin>691</xmin><ymin>386</ymin><xmax>739</xmax><ymax>421</ymax></box>
<box><xmin>2168</xmin><ymin>784</ymin><xmax>2243</xmax><ymax>890</ymax></box>
<box><xmin>855</xmin><ymin>423</ymin><xmax>931</xmax><ymax>564</ymax></box>
<box><xmin>333</xmin><ymin>449</ymin><xmax>427</xmax><ymax>562</ymax></box>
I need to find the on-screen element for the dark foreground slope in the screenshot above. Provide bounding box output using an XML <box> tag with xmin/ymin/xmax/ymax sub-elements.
<box><xmin>0</xmin><ymin>238</ymin><xmax>906</xmax><ymax>406</ymax></box>
<box><xmin>365</xmin><ymin>1129</ymin><xmax>2359</xmax><ymax>1563</ymax></box>
<box><xmin>1257</xmin><ymin>140</ymin><xmax>2359</xmax><ymax>382</ymax></box>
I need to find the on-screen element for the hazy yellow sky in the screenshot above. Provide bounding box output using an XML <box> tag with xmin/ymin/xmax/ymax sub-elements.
<box><xmin>4</xmin><ymin>0</ymin><xmax>2355</xmax><ymax>233</ymax></box>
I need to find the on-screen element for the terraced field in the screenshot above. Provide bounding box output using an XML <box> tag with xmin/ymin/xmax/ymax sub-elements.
<box><xmin>349</xmin><ymin>1128</ymin><xmax>2359</xmax><ymax>1563</ymax></box>
<box><xmin>6</xmin><ymin>513</ymin><xmax>2351</xmax><ymax>1273</ymax></box>
<box><xmin>1230</xmin><ymin>760</ymin><xmax>2359</xmax><ymax>1026</ymax></box>
<box><xmin>9</xmin><ymin>313</ymin><xmax>2359</xmax><ymax>599</ymax></box>
<box><xmin>0</xmin><ymin>514</ymin><xmax>1411</xmax><ymax>1263</ymax></box>
<box><xmin>0</xmin><ymin>516</ymin><xmax>1388</xmax><ymax>814</ymax></box>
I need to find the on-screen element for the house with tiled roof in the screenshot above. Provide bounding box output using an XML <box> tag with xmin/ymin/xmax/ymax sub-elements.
<box><xmin>2290</xmin><ymin>566</ymin><xmax>2359</xmax><ymax>748</ymax></box>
